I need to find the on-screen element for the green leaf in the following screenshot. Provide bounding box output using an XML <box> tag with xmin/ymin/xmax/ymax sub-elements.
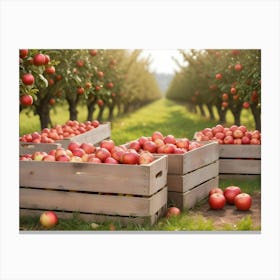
<box><xmin>39</xmin><ymin>74</ymin><xmax>48</xmax><ymax>87</ymax></box>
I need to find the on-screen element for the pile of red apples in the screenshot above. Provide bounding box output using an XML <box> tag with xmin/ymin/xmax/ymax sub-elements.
<box><xmin>20</xmin><ymin>139</ymin><xmax>155</xmax><ymax>165</ymax></box>
<box><xmin>195</xmin><ymin>124</ymin><xmax>261</xmax><ymax>145</ymax></box>
<box><xmin>19</xmin><ymin>120</ymin><xmax>100</xmax><ymax>143</ymax></box>
<box><xmin>127</xmin><ymin>131</ymin><xmax>202</xmax><ymax>154</ymax></box>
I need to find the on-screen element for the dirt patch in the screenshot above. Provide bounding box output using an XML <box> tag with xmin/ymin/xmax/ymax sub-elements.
<box><xmin>188</xmin><ymin>191</ymin><xmax>261</xmax><ymax>230</ymax></box>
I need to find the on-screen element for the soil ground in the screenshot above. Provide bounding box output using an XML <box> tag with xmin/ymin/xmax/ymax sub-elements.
<box><xmin>189</xmin><ymin>191</ymin><xmax>261</xmax><ymax>230</ymax></box>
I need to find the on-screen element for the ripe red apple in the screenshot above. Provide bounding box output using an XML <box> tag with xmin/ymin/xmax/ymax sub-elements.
<box><xmin>223</xmin><ymin>135</ymin><xmax>234</xmax><ymax>144</ymax></box>
<box><xmin>139</xmin><ymin>151</ymin><xmax>154</xmax><ymax>164</ymax></box>
<box><xmin>209</xmin><ymin>187</ymin><xmax>224</xmax><ymax>196</ymax></box>
<box><xmin>251</xmin><ymin>130</ymin><xmax>260</xmax><ymax>139</ymax></box>
<box><xmin>55</xmin><ymin>148</ymin><xmax>67</xmax><ymax>159</ymax></box>
<box><xmin>234</xmin><ymin>138</ymin><xmax>242</xmax><ymax>144</ymax></box>
<box><xmin>151</xmin><ymin>131</ymin><xmax>164</xmax><ymax>141</ymax></box>
<box><xmin>67</xmin><ymin>142</ymin><xmax>81</xmax><ymax>152</ymax></box>
<box><xmin>128</xmin><ymin>140</ymin><xmax>141</xmax><ymax>152</ymax></box>
<box><xmin>100</xmin><ymin>139</ymin><xmax>115</xmax><ymax>152</ymax></box>
<box><xmin>45</xmin><ymin>66</ymin><xmax>56</xmax><ymax>74</ymax></box>
<box><xmin>92</xmin><ymin>120</ymin><xmax>100</xmax><ymax>128</ymax></box>
<box><xmin>56</xmin><ymin>154</ymin><xmax>70</xmax><ymax>162</ymax></box>
<box><xmin>162</xmin><ymin>143</ymin><xmax>176</xmax><ymax>154</ymax></box>
<box><xmin>22</xmin><ymin>73</ymin><xmax>35</xmax><ymax>85</ymax></box>
<box><xmin>89</xmin><ymin>49</ymin><xmax>98</xmax><ymax>56</ymax></box>
<box><xmin>143</xmin><ymin>140</ymin><xmax>157</xmax><ymax>153</ymax></box>
<box><xmin>104</xmin><ymin>157</ymin><xmax>119</xmax><ymax>164</ymax></box>
<box><xmin>188</xmin><ymin>141</ymin><xmax>201</xmax><ymax>151</ymax></box>
<box><xmin>42</xmin><ymin>155</ymin><xmax>56</xmax><ymax>161</ymax></box>
<box><xmin>111</xmin><ymin>147</ymin><xmax>126</xmax><ymax>162</ymax></box>
<box><xmin>215</xmin><ymin>73</ymin><xmax>222</xmax><ymax>80</ymax></box>
<box><xmin>208</xmin><ymin>193</ymin><xmax>226</xmax><ymax>210</ymax></box>
<box><xmin>222</xmin><ymin>93</ymin><xmax>229</xmax><ymax>101</ymax></box>
<box><xmin>176</xmin><ymin>138</ymin><xmax>190</xmax><ymax>149</ymax></box>
<box><xmin>243</xmin><ymin>102</ymin><xmax>250</xmax><ymax>109</ymax></box>
<box><xmin>173</xmin><ymin>148</ymin><xmax>186</xmax><ymax>154</ymax></box>
<box><xmin>241</xmin><ymin>136</ymin><xmax>251</xmax><ymax>144</ymax></box>
<box><xmin>230</xmin><ymin>125</ymin><xmax>238</xmax><ymax>132</ymax></box>
<box><xmin>20</xmin><ymin>49</ymin><xmax>28</xmax><ymax>58</ymax></box>
<box><xmin>154</xmin><ymin>138</ymin><xmax>165</xmax><ymax>148</ymax></box>
<box><xmin>121</xmin><ymin>152</ymin><xmax>139</xmax><ymax>165</ymax></box>
<box><xmin>234</xmin><ymin>63</ymin><xmax>243</xmax><ymax>71</ymax></box>
<box><xmin>138</xmin><ymin>136</ymin><xmax>149</xmax><ymax>147</ymax></box>
<box><xmin>233</xmin><ymin>129</ymin><xmax>244</xmax><ymax>139</ymax></box>
<box><xmin>223</xmin><ymin>186</ymin><xmax>242</xmax><ymax>204</ymax></box>
<box><xmin>164</xmin><ymin>135</ymin><xmax>176</xmax><ymax>145</ymax></box>
<box><xmin>72</xmin><ymin>148</ymin><xmax>85</xmax><ymax>157</ymax></box>
<box><xmin>87</xmin><ymin>155</ymin><xmax>102</xmax><ymax>163</ymax></box>
<box><xmin>230</xmin><ymin>87</ymin><xmax>237</xmax><ymax>94</ymax></box>
<box><xmin>166</xmin><ymin>207</ymin><xmax>181</xmax><ymax>218</ymax></box>
<box><xmin>20</xmin><ymin>95</ymin><xmax>33</xmax><ymax>106</ymax></box>
<box><xmin>80</xmin><ymin>142</ymin><xmax>95</xmax><ymax>154</ymax></box>
<box><xmin>234</xmin><ymin>193</ymin><xmax>252</xmax><ymax>211</ymax></box>
<box><xmin>39</xmin><ymin>211</ymin><xmax>58</xmax><ymax>228</ymax></box>
<box><xmin>250</xmin><ymin>138</ymin><xmax>260</xmax><ymax>145</ymax></box>
<box><xmin>95</xmin><ymin>148</ymin><xmax>111</xmax><ymax>162</ymax></box>
<box><xmin>33</xmin><ymin>53</ymin><xmax>46</xmax><ymax>66</ymax></box>
<box><xmin>215</xmin><ymin>132</ymin><xmax>225</xmax><ymax>140</ymax></box>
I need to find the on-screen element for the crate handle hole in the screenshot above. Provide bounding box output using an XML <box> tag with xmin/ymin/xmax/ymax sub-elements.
<box><xmin>155</xmin><ymin>171</ymin><xmax>163</xmax><ymax>178</ymax></box>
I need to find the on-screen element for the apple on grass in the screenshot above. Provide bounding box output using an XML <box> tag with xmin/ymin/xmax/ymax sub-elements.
<box><xmin>39</xmin><ymin>211</ymin><xmax>58</xmax><ymax>228</ymax></box>
<box><xmin>166</xmin><ymin>207</ymin><xmax>181</xmax><ymax>218</ymax></box>
<box><xmin>234</xmin><ymin>193</ymin><xmax>252</xmax><ymax>211</ymax></box>
<box><xmin>208</xmin><ymin>193</ymin><xmax>226</xmax><ymax>210</ymax></box>
<box><xmin>223</xmin><ymin>186</ymin><xmax>241</xmax><ymax>204</ymax></box>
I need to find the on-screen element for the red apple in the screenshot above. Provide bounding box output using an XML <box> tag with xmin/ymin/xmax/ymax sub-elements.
<box><xmin>166</xmin><ymin>207</ymin><xmax>181</xmax><ymax>218</ymax></box>
<box><xmin>80</xmin><ymin>142</ymin><xmax>95</xmax><ymax>154</ymax></box>
<box><xmin>234</xmin><ymin>138</ymin><xmax>242</xmax><ymax>144</ymax></box>
<box><xmin>154</xmin><ymin>138</ymin><xmax>165</xmax><ymax>148</ymax></box>
<box><xmin>128</xmin><ymin>140</ymin><xmax>141</xmax><ymax>152</ymax></box>
<box><xmin>100</xmin><ymin>139</ymin><xmax>115</xmax><ymax>152</ymax></box>
<box><xmin>215</xmin><ymin>132</ymin><xmax>225</xmax><ymax>140</ymax></box>
<box><xmin>251</xmin><ymin>130</ymin><xmax>260</xmax><ymax>139</ymax></box>
<box><xmin>151</xmin><ymin>131</ymin><xmax>164</xmax><ymax>141</ymax></box>
<box><xmin>39</xmin><ymin>211</ymin><xmax>58</xmax><ymax>228</ymax></box>
<box><xmin>241</xmin><ymin>136</ymin><xmax>251</xmax><ymax>144</ymax></box>
<box><xmin>208</xmin><ymin>193</ymin><xmax>226</xmax><ymax>210</ymax></box>
<box><xmin>188</xmin><ymin>141</ymin><xmax>201</xmax><ymax>151</ymax></box>
<box><xmin>250</xmin><ymin>138</ymin><xmax>260</xmax><ymax>145</ymax></box>
<box><xmin>32</xmin><ymin>151</ymin><xmax>47</xmax><ymax>161</ymax></box>
<box><xmin>122</xmin><ymin>152</ymin><xmax>139</xmax><ymax>165</ymax></box>
<box><xmin>87</xmin><ymin>156</ymin><xmax>102</xmax><ymax>163</ymax></box>
<box><xmin>138</xmin><ymin>136</ymin><xmax>149</xmax><ymax>147</ymax></box>
<box><xmin>164</xmin><ymin>135</ymin><xmax>176</xmax><ymax>145</ymax></box>
<box><xmin>139</xmin><ymin>151</ymin><xmax>154</xmax><ymax>164</ymax></box>
<box><xmin>223</xmin><ymin>135</ymin><xmax>234</xmax><ymax>144</ymax></box>
<box><xmin>67</xmin><ymin>142</ymin><xmax>80</xmax><ymax>152</ymax></box>
<box><xmin>173</xmin><ymin>148</ymin><xmax>186</xmax><ymax>154</ymax></box>
<box><xmin>223</xmin><ymin>186</ymin><xmax>242</xmax><ymax>204</ymax></box>
<box><xmin>233</xmin><ymin>129</ymin><xmax>244</xmax><ymax>139</ymax></box>
<box><xmin>111</xmin><ymin>147</ymin><xmax>126</xmax><ymax>162</ymax></box>
<box><xmin>162</xmin><ymin>143</ymin><xmax>176</xmax><ymax>154</ymax></box>
<box><xmin>104</xmin><ymin>157</ymin><xmax>119</xmax><ymax>164</ymax></box>
<box><xmin>209</xmin><ymin>187</ymin><xmax>224</xmax><ymax>196</ymax></box>
<box><xmin>95</xmin><ymin>148</ymin><xmax>111</xmax><ymax>162</ymax></box>
<box><xmin>56</xmin><ymin>154</ymin><xmax>70</xmax><ymax>162</ymax></box>
<box><xmin>234</xmin><ymin>193</ymin><xmax>252</xmax><ymax>211</ymax></box>
<box><xmin>143</xmin><ymin>140</ymin><xmax>157</xmax><ymax>153</ymax></box>
<box><xmin>42</xmin><ymin>155</ymin><xmax>56</xmax><ymax>161</ymax></box>
<box><xmin>176</xmin><ymin>138</ymin><xmax>190</xmax><ymax>149</ymax></box>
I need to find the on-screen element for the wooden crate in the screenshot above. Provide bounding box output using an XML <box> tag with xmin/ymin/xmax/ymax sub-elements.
<box><xmin>20</xmin><ymin>142</ymin><xmax>61</xmax><ymax>155</ymax></box>
<box><xmin>56</xmin><ymin>122</ymin><xmax>111</xmax><ymax>148</ymax></box>
<box><xmin>219</xmin><ymin>144</ymin><xmax>261</xmax><ymax>179</ymax></box>
<box><xmin>19</xmin><ymin>122</ymin><xmax>111</xmax><ymax>152</ymax></box>
<box><xmin>20</xmin><ymin>155</ymin><xmax>168</xmax><ymax>226</ymax></box>
<box><xmin>165</xmin><ymin>141</ymin><xmax>219</xmax><ymax>210</ymax></box>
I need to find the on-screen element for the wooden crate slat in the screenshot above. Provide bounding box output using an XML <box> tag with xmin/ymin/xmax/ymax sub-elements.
<box><xmin>20</xmin><ymin>142</ymin><xmax>61</xmax><ymax>155</ymax></box>
<box><xmin>219</xmin><ymin>174</ymin><xmax>261</xmax><ymax>180</ymax></box>
<box><xmin>167</xmin><ymin>160</ymin><xmax>219</xmax><ymax>192</ymax></box>
<box><xmin>20</xmin><ymin>203</ymin><xmax>167</xmax><ymax>226</ymax></box>
<box><xmin>219</xmin><ymin>159</ymin><xmax>261</xmax><ymax>174</ymax></box>
<box><xmin>219</xmin><ymin>144</ymin><xmax>261</xmax><ymax>159</ymax></box>
<box><xmin>168</xmin><ymin>176</ymin><xmax>219</xmax><ymax>210</ymax></box>
<box><xmin>20</xmin><ymin>155</ymin><xmax>167</xmax><ymax>196</ymax></box>
<box><xmin>20</xmin><ymin>186</ymin><xmax>167</xmax><ymax>217</ymax></box>
<box><xmin>167</xmin><ymin>141</ymin><xmax>219</xmax><ymax>174</ymax></box>
<box><xmin>57</xmin><ymin>122</ymin><xmax>111</xmax><ymax>148</ymax></box>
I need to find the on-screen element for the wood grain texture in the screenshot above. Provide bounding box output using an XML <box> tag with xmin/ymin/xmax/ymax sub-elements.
<box><xmin>219</xmin><ymin>144</ymin><xmax>261</xmax><ymax>159</ymax></box>
<box><xmin>219</xmin><ymin>159</ymin><xmax>261</xmax><ymax>174</ymax></box>
<box><xmin>20</xmin><ymin>155</ymin><xmax>167</xmax><ymax>196</ymax></box>
<box><xmin>168</xmin><ymin>176</ymin><xmax>219</xmax><ymax>210</ymax></box>
<box><xmin>20</xmin><ymin>186</ymin><xmax>167</xmax><ymax>217</ymax></box>
<box><xmin>167</xmin><ymin>160</ymin><xmax>219</xmax><ymax>192</ymax></box>
<box><xmin>20</xmin><ymin>142</ymin><xmax>61</xmax><ymax>155</ymax></box>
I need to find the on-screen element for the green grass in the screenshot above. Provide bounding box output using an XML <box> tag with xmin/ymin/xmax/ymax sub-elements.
<box><xmin>19</xmin><ymin>98</ymin><xmax>260</xmax><ymax>231</ymax></box>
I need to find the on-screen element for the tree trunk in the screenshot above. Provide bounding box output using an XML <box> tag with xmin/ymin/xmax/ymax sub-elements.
<box><xmin>108</xmin><ymin>103</ymin><xmax>115</xmax><ymax>121</ymax></box>
<box><xmin>97</xmin><ymin>105</ymin><xmax>105</xmax><ymax>122</ymax></box>
<box><xmin>66</xmin><ymin>95</ymin><xmax>80</xmax><ymax>120</ymax></box>
<box><xmin>215</xmin><ymin>104</ymin><xmax>227</xmax><ymax>124</ymax></box>
<box><xmin>206</xmin><ymin>103</ymin><xmax>215</xmax><ymax>120</ymax></box>
<box><xmin>37</xmin><ymin>96</ymin><xmax>51</xmax><ymax>130</ymax></box>
<box><xmin>86</xmin><ymin>97</ymin><xmax>97</xmax><ymax>121</ymax></box>
<box><xmin>198</xmin><ymin>103</ymin><xmax>206</xmax><ymax>117</ymax></box>
<box><xmin>250</xmin><ymin>103</ymin><xmax>261</xmax><ymax>131</ymax></box>
<box><xmin>230</xmin><ymin>105</ymin><xmax>242</xmax><ymax>126</ymax></box>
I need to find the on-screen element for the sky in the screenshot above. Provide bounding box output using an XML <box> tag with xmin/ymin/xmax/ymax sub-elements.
<box><xmin>138</xmin><ymin>49</ymin><xmax>187</xmax><ymax>74</ymax></box>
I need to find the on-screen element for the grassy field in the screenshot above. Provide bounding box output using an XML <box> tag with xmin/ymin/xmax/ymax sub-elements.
<box><xmin>19</xmin><ymin>98</ymin><xmax>260</xmax><ymax>231</ymax></box>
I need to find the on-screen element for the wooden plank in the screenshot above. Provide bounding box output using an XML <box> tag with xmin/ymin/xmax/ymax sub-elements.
<box><xmin>20</xmin><ymin>186</ymin><xmax>167</xmax><ymax>217</ymax></box>
<box><xmin>219</xmin><ymin>144</ymin><xmax>261</xmax><ymax>159</ymax></box>
<box><xmin>166</xmin><ymin>141</ymin><xmax>219</xmax><ymax>175</ymax></box>
<box><xmin>219</xmin><ymin>159</ymin><xmax>261</xmax><ymax>174</ymax></box>
<box><xmin>219</xmin><ymin>174</ymin><xmax>261</xmax><ymax>181</ymax></box>
<box><xmin>168</xmin><ymin>176</ymin><xmax>219</xmax><ymax>210</ymax></box>
<box><xmin>20</xmin><ymin>155</ymin><xmax>167</xmax><ymax>196</ymax></box>
<box><xmin>20</xmin><ymin>203</ymin><xmax>167</xmax><ymax>226</ymax></box>
<box><xmin>167</xmin><ymin>160</ymin><xmax>219</xmax><ymax>192</ymax></box>
<box><xmin>57</xmin><ymin>122</ymin><xmax>111</xmax><ymax>148</ymax></box>
<box><xmin>20</xmin><ymin>142</ymin><xmax>61</xmax><ymax>155</ymax></box>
